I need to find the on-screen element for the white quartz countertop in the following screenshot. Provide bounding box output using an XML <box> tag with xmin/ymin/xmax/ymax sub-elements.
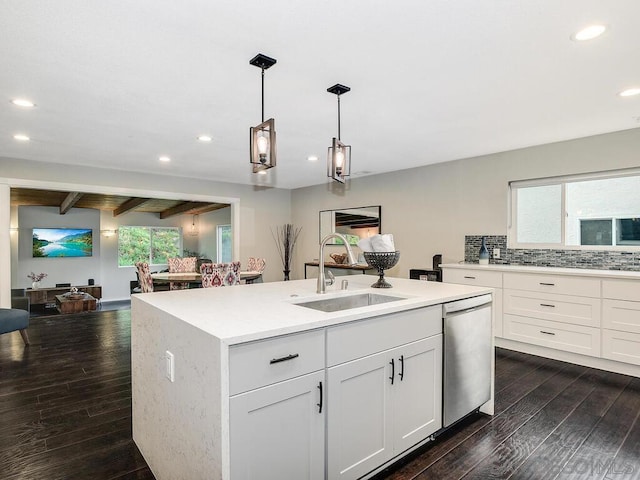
<box><xmin>132</xmin><ymin>275</ymin><xmax>492</xmax><ymax>345</ymax></box>
<box><xmin>441</xmin><ymin>262</ymin><xmax>640</xmax><ymax>280</ymax></box>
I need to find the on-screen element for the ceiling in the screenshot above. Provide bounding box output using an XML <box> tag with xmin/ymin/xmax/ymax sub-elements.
<box><xmin>10</xmin><ymin>187</ymin><xmax>229</xmax><ymax>218</ymax></box>
<box><xmin>1</xmin><ymin>1</ymin><xmax>639</xmax><ymax>190</ymax></box>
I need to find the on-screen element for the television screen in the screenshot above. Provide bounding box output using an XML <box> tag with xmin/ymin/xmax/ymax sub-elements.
<box><xmin>32</xmin><ymin>228</ymin><xmax>93</xmax><ymax>258</ymax></box>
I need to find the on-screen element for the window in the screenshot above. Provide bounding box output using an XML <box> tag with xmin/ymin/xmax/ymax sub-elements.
<box><xmin>118</xmin><ymin>226</ymin><xmax>182</xmax><ymax>266</ymax></box>
<box><xmin>510</xmin><ymin>169</ymin><xmax>640</xmax><ymax>249</ymax></box>
<box><xmin>217</xmin><ymin>224</ymin><xmax>232</xmax><ymax>262</ymax></box>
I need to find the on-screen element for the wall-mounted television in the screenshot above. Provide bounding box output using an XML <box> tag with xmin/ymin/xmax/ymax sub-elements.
<box><xmin>32</xmin><ymin>228</ymin><xmax>93</xmax><ymax>258</ymax></box>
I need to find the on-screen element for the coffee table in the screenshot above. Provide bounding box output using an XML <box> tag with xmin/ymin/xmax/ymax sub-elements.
<box><xmin>55</xmin><ymin>293</ymin><xmax>97</xmax><ymax>314</ymax></box>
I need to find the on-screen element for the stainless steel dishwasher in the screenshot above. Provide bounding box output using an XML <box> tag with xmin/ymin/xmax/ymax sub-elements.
<box><xmin>442</xmin><ymin>293</ymin><xmax>492</xmax><ymax>428</ymax></box>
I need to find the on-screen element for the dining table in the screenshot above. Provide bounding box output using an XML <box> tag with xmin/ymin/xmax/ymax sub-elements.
<box><xmin>150</xmin><ymin>271</ymin><xmax>262</xmax><ymax>286</ymax></box>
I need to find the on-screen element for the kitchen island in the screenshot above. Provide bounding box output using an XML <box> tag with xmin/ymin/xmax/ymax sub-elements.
<box><xmin>131</xmin><ymin>275</ymin><xmax>493</xmax><ymax>480</ymax></box>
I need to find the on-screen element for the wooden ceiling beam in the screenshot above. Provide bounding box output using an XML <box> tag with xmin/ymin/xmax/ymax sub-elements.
<box><xmin>113</xmin><ymin>197</ymin><xmax>150</xmax><ymax>217</ymax></box>
<box><xmin>159</xmin><ymin>202</ymin><xmax>209</xmax><ymax>219</ymax></box>
<box><xmin>190</xmin><ymin>203</ymin><xmax>228</xmax><ymax>215</ymax></box>
<box><xmin>60</xmin><ymin>192</ymin><xmax>84</xmax><ymax>214</ymax></box>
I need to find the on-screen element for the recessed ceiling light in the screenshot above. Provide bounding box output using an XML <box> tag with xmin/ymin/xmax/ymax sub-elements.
<box><xmin>11</xmin><ymin>98</ymin><xmax>36</xmax><ymax>108</ymax></box>
<box><xmin>571</xmin><ymin>24</ymin><xmax>606</xmax><ymax>41</ymax></box>
<box><xmin>619</xmin><ymin>88</ymin><xmax>640</xmax><ymax>97</ymax></box>
<box><xmin>307</xmin><ymin>155</ymin><xmax>318</xmax><ymax>162</ymax></box>
<box><xmin>159</xmin><ymin>155</ymin><xmax>171</xmax><ymax>162</ymax></box>
<box><xmin>197</xmin><ymin>135</ymin><xmax>212</xmax><ymax>142</ymax></box>
<box><xmin>13</xmin><ymin>134</ymin><xmax>30</xmax><ymax>141</ymax></box>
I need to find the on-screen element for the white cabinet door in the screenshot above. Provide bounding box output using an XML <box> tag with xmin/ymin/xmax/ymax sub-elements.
<box><xmin>327</xmin><ymin>349</ymin><xmax>393</xmax><ymax>480</ymax></box>
<box><xmin>327</xmin><ymin>337</ymin><xmax>443</xmax><ymax>480</ymax></box>
<box><xmin>393</xmin><ymin>336</ymin><xmax>443</xmax><ymax>453</ymax></box>
<box><xmin>230</xmin><ymin>370</ymin><xmax>325</xmax><ymax>480</ymax></box>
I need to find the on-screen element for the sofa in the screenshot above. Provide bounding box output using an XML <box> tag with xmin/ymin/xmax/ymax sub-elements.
<box><xmin>0</xmin><ymin>308</ymin><xmax>30</xmax><ymax>345</ymax></box>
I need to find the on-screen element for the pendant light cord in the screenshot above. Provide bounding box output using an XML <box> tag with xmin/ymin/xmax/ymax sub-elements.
<box><xmin>337</xmin><ymin>94</ymin><xmax>341</xmax><ymax>141</ymax></box>
<box><xmin>261</xmin><ymin>68</ymin><xmax>265</xmax><ymax>123</ymax></box>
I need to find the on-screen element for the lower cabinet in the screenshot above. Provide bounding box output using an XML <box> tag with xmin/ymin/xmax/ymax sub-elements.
<box><xmin>327</xmin><ymin>335</ymin><xmax>443</xmax><ymax>480</ymax></box>
<box><xmin>229</xmin><ymin>307</ymin><xmax>444</xmax><ymax>480</ymax></box>
<box><xmin>602</xmin><ymin>280</ymin><xmax>640</xmax><ymax>366</ymax></box>
<box><xmin>230</xmin><ymin>370</ymin><xmax>325</xmax><ymax>480</ymax></box>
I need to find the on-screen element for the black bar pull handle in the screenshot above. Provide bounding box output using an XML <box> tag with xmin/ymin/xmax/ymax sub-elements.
<box><xmin>540</xmin><ymin>282</ymin><xmax>555</xmax><ymax>286</ymax></box>
<box><xmin>389</xmin><ymin>358</ymin><xmax>395</xmax><ymax>385</ymax></box>
<box><xmin>464</xmin><ymin>276</ymin><xmax>476</xmax><ymax>279</ymax></box>
<box><xmin>540</xmin><ymin>330</ymin><xmax>556</xmax><ymax>336</ymax></box>
<box><xmin>399</xmin><ymin>355</ymin><xmax>405</xmax><ymax>381</ymax></box>
<box><xmin>317</xmin><ymin>381</ymin><xmax>323</xmax><ymax>414</ymax></box>
<box><xmin>269</xmin><ymin>353</ymin><xmax>299</xmax><ymax>364</ymax></box>
<box><xmin>540</xmin><ymin>303</ymin><xmax>556</xmax><ymax>308</ymax></box>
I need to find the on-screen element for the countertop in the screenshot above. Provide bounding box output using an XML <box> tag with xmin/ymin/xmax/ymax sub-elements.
<box><xmin>132</xmin><ymin>275</ymin><xmax>492</xmax><ymax>345</ymax></box>
<box><xmin>440</xmin><ymin>262</ymin><xmax>640</xmax><ymax>280</ymax></box>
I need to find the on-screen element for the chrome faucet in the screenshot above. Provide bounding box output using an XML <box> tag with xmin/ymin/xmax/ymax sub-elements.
<box><xmin>317</xmin><ymin>233</ymin><xmax>358</xmax><ymax>294</ymax></box>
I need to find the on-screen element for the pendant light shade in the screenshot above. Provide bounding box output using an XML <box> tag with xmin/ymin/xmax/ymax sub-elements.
<box><xmin>189</xmin><ymin>214</ymin><xmax>199</xmax><ymax>236</ymax></box>
<box><xmin>327</xmin><ymin>84</ymin><xmax>351</xmax><ymax>183</ymax></box>
<box><xmin>249</xmin><ymin>53</ymin><xmax>277</xmax><ymax>174</ymax></box>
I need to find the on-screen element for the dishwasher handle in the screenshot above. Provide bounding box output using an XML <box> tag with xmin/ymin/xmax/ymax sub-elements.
<box><xmin>442</xmin><ymin>294</ymin><xmax>492</xmax><ymax>315</ymax></box>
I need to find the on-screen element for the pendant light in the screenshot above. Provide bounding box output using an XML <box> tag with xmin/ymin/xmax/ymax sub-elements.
<box><xmin>188</xmin><ymin>214</ymin><xmax>199</xmax><ymax>236</ymax></box>
<box><xmin>249</xmin><ymin>53</ymin><xmax>277</xmax><ymax>174</ymax></box>
<box><xmin>327</xmin><ymin>84</ymin><xmax>351</xmax><ymax>183</ymax></box>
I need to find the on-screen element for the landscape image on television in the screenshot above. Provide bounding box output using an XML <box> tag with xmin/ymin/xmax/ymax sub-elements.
<box><xmin>32</xmin><ymin>228</ymin><xmax>93</xmax><ymax>258</ymax></box>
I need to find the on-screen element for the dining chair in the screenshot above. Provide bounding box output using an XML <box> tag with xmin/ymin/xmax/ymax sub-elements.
<box><xmin>200</xmin><ymin>262</ymin><xmax>241</xmax><ymax>287</ymax></box>
<box><xmin>135</xmin><ymin>261</ymin><xmax>154</xmax><ymax>293</ymax></box>
<box><xmin>200</xmin><ymin>263</ymin><xmax>225</xmax><ymax>288</ymax></box>
<box><xmin>246</xmin><ymin>257</ymin><xmax>266</xmax><ymax>283</ymax></box>
<box><xmin>225</xmin><ymin>261</ymin><xmax>241</xmax><ymax>286</ymax></box>
<box><xmin>247</xmin><ymin>257</ymin><xmax>266</xmax><ymax>273</ymax></box>
<box><xmin>168</xmin><ymin>257</ymin><xmax>197</xmax><ymax>290</ymax></box>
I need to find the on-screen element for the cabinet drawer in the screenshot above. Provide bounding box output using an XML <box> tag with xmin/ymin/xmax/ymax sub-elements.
<box><xmin>229</xmin><ymin>329</ymin><xmax>325</xmax><ymax>396</ymax></box>
<box><xmin>503</xmin><ymin>313</ymin><xmax>601</xmax><ymax>357</ymax></box>
<box><xmin>603</xmin><ymin>299</ymin><xmax>640</xmax><ymax>334</ymax></box>
<box><xmin>504</xmin><ymin>289</ymin><xmax>601</xmax><ymax>328</ymax></box>
<box><xmin>327</xmin><ymin>306</ymin><xmax>442</xmax><ymax>367</ymax></box>
<box><xmin>602</xmin><ymin>279</ymin><xmax>640</xmax><ymax>302</ymax></box>
<box><xmin>503</xmin><ymin>273</ymin><xmax>600</xmax><ymax>297</ymax></box>
<box><xmin>602</xmin><ymin>329</ymin><xmax>640</xmax><ymax>366</ymax></box>
<box><xmin>443</xmin><ymin>269</ymin><xmax>502</xmax><ymax>288</ymax></box>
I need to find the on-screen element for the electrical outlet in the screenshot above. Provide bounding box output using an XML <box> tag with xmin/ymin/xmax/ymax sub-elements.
<box><xmin>165</xmin><ymin>351</ymin><xmax>175</xmax><ymax>382</ymax></box>
<box><xmin>493</xmin><ymin>248</ymin><xmax>501</xmax><ymax>259</ymax></box>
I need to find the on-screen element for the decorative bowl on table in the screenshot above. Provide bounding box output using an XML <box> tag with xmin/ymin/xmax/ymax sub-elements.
<box><xmin>363</xmin><ymin>251</ymin><xmax>401</xmax><ymax>288</ymax></box>
<box><xmin>330</xmin><ymin>253</ymin><xmax>347</xmax><ymax>264</ymax></box>
<box><xmin>63</xmin><ymin>292</ymin><xmax>85</xmax><ymax>300</ymax></box>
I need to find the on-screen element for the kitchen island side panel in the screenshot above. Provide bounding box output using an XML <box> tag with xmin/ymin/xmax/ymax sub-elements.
<box><xmin>132</xmin><ymin>296</ymin><xmax>226</xmax><ymax>480</ymax></box>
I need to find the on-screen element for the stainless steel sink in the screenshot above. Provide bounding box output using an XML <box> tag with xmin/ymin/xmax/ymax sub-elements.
<box><xmin>295</xmin><ymin>293</ymin><xmax>405</xmax><ymax>312</ymax></box>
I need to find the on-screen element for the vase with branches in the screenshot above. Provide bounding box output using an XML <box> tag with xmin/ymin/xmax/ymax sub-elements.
<box><xmin>272</xmin><ymin>224</ymin><xmax>302</xmax><ymax>281</ymax></box>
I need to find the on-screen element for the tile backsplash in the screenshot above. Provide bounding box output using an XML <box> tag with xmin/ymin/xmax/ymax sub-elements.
<box><xmin>465</xmin><ymin>235</ymin><xmax>640</xmax><ymax>271</ymax></box>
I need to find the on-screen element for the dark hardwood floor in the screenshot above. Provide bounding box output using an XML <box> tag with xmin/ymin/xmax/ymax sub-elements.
<box><xmin>2</xmin><ymin>309</ymin><xmax>640</xmax><ymax>480</ymax></box>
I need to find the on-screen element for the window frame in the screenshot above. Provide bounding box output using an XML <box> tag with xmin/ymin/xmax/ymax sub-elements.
<box><xmin>508</xmin><ymin>167</ymin><xmax>640</xmax><ymax>251</ymax></box>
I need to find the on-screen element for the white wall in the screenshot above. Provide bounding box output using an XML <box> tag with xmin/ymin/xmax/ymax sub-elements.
<box><xmin>197</xmin><ymin>207</ymin><xmax>232</xmax><ymax>262</ymax></box>
<box><xmin>17</xmin><ymin>206</ymin><xmax>101</xmax><ymax>288</ymax></box>
<box><xmin>291</xmin><ymin>127</ymin><xmax>640</xmax><ymax>280</ymax></box>
<box><xmin>1</xmin><ymin>157</ymin><xmax>291</xmax><ymax>306</ymax></box>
